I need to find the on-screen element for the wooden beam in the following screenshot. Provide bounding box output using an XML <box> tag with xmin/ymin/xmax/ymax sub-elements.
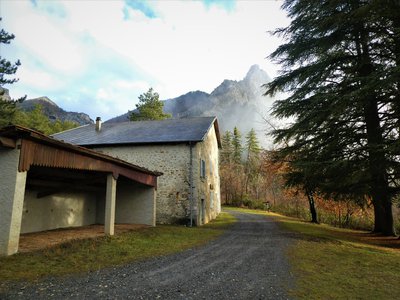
<box><xmin>0</xmin><ymin>137</ymin><xmax>16</xmax><ymax>149</ymax></box>
<box><xmin>19</xmin><ymin>139</ymin><xmax>158</xmax><ymax>187</ymax></box>
<box><xmin>28</xmin><ymin>166</ymin><xmax>106</xmax><ymax>181</ymax></box>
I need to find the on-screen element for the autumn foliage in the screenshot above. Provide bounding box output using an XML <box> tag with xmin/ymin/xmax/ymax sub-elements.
<box><xmin>220</xmin><ymin>132</ymin><xmax>399</xmax><ymax>231</ymax></box>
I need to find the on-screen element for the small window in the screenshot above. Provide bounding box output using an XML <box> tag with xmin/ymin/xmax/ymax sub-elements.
<box><xmin>200</xmin><ymin>159</ymin><xmax>206</xmax><ymax>178</ymax></box>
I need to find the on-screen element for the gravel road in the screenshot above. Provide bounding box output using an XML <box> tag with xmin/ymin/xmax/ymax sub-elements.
<box><xmin>1</xmin><ymin>210</ymin><xmax>294</xmax><ymax>299</ymax></box>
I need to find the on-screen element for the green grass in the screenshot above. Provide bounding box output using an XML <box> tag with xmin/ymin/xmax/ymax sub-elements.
<box><xmin>0</xmin><ymin>212</ymin><xmax>236</xmax><ymax>284</ymax></box>
<box><xmin>278</xmin><ymin>217</ymin><xmax>400</xmax><ymax>299</ymax></box>
<box><xmin>224</xmin><ymin>206</ymin><xmax>400</xmax><ymax>299</ymax></box>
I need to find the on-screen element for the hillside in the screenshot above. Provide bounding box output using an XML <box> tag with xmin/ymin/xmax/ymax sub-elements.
<box><xmin>18</xmin><ymin>96</ymin><xmax>93</xmax><ymax>125</ymax></box>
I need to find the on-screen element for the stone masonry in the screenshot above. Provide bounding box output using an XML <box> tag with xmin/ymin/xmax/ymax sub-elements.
<box><xmin>95</xmin><ymin>123</ymin><xmax>221</xmax><ymax>225</ymax></box>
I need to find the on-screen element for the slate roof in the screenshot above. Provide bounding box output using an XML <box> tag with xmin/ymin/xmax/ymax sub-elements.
<box><xmin>53</xmin><ymin>117</ymin><xmax>221</xmax><ymax>148</ymax></box>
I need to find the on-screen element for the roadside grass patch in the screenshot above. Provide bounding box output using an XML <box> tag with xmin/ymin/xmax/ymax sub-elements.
<box><xmin>278</xmin><ymin>218</ymin><xmax>400</xmax><ymax>299</ymax></box>
<box><xmin>224</xmin><ymin>206</ymin><xmax>400</xmax><ymax>299</ymax></box>
<box><xmin>0</xmin><ymin>212</ymin><xmax>235</xmax><ymax>283</ymax></box>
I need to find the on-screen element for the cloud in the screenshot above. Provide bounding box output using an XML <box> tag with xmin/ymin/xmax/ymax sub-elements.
<box><xmin>1</xmin><ymin>0</ymin><xmax>289</xmax><ymax>121</ymax></box>
<box><xmin>18</xmin><ymin>66</ymin><xmax>64</xmax><ymax>91</ymax></box>
<box><xmin>202</xmin><ymin>0</ymin><xmax>236</xmax><ymax>12</ymax></box>
<box><xmin>30</xmin><ymin>0</ymin><xmax>67</xmax><ymax>18</ymax></box>
<box><xmin>124</xmin><ymin>0</ymin><xmax>158</xmax><ymax>19</ymax></box>
<box><xmin>2</xmin><ymin>1</ymin><xmax>85</xmax><ymax>75</ymax></box>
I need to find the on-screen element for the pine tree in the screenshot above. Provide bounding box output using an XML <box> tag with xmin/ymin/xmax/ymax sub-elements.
<box><xmin>244</xmin><ymin>128</ymin><xmax>261</xmax><ymax>195</ymax></box>
<box><xmin>27</xmin><ymin>104</ymin><xmax>52</xmax><ymax>134</ymax></box>
<box><xmin>130</xmin><ymin>88</ymin><xmax>171</xmax><ymax>121</ymax></box>
<box><xmin>232</xmin><ymin>127</ymin><xmax>242</xmax><ymax>165</ymax></box>
<box><xmin>0</xmin><ymin>18</ymin><xmax>26</xmax><ymax>127</ymax></box>
<box><xmin>228</xmin><ymin>127</ymin><xmax>245</xmax><ymax>202</ymax></box>
<box><xmin>221</xmin><ymin>130</ymin><xmax>233</xmax><ymax>165</ymax></box>
<box><xmin>12</xmin><ymin>104</ymin><xmax>78</xmax><ymax>135</ymax></box>
<box><xmin>265</xmin><ymin>0</ymin><xmax>399</xmax><ymax>235</ymax></box>
<box><xmin>245</xmin><ymin>128</ymin><xmax>261</xmax><ymax>163</ymax></box>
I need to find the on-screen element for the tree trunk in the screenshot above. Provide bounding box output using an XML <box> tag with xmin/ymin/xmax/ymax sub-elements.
<box><xmin>372</xmin><ymin>199</ymin><xmax>384</xmax><ymax>233</ymax></box>
<box><xmin>391</xmin><ymin>3</ymin><xmax>400</xmax><ymax>133</ymax></box>
<box><xmin>344</xmin><ymin>201</ymin><xmax>353</xmax><ymax>227</ymax></box>
<box><xmin>224</xmin><ymin>183</ymin><xmax>229</xmax><ymax>204</ymax></box>
<box><xmin>306</xmin><ymin>189</ymin><xmax>318</xmax><ymax>223</ymax></box>
<box><xmin>364</xmin><ymin>99</ymin><xmax>395</xmax><ymax>235</ymax></box>
<box><xmin>244</xmin><ymin>174</ymin><xmax>249</xmax><ymax>196</ymax></box>
<box><xmin>358</xmin><ymin>27</ymin><xmax>396</xmax><ymax>236</ymax></box>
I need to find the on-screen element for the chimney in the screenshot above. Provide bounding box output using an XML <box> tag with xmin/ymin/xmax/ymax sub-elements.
<box><xmin>95</xmin><ymin>117</ymin><xmax>101</xmax><ymax>132</ymax></box>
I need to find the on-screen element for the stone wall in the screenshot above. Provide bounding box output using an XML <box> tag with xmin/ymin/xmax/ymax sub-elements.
<box><xmin>95</xmin><ymin>144</ymin><xmax>192</xmax><ymax>224</ymax></box>
<box><xmin>193</xmin><ymin>124</ymin><xmax>221</xmax><ymax>225</ymax></box>
<box><xmin>95</xmin><ymin>124</ymin><xmax>221</xmax><ymax>225</ymax></box>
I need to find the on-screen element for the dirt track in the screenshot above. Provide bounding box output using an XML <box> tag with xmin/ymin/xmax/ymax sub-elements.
<box><xmin>1</xmin><ymin>210</ymin><xmax>294</xmax><ymax>299</ymax></box>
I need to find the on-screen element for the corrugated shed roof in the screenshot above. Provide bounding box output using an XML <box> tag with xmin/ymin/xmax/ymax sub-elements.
<box><xmin>0</xmin><ymin>125</ymin><xmax>162</xmax><ymax>178</ymax></box>
<box><xmin>53</xmin><ymin>117</ymin><xmax>221</xmax><ymax>147</ymax></box>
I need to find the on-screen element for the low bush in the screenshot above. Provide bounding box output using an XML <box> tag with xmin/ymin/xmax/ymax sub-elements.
<box><xmin>230</xmin><ymin>195</ymin><xmax>267</xmax><ymax>210</ymax></box>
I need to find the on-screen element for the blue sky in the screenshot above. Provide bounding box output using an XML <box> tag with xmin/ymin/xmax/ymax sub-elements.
<box><xmin>1</xmin><ymin>0</ymin><xmax>289</xmax><ymax>121</ymax></box>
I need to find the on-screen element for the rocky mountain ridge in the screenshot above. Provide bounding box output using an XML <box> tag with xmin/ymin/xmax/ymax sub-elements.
<box><xmin>1</xmin><ymin>87</ymin><xmax>93</xmax><ymax>126</ymax></box>
<box><xmin>108</xmin><ymin>65</ymin><xmax>275</xmax><ymax>146</ymax></box>
<box><xmin>3</xmin><ymin>65</ymin><xmax>275</xmax><ymax>146</ymax></box>
<box><xmin>18</xmin><ymin>96</ymin><xmax>93</xmax><ymax>126</ymax></box>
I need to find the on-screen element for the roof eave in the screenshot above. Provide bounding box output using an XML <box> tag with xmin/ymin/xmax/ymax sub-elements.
<box><xmin>81</xmin><ymin>140</ymin><xmax>203</xmax><ymax>148</ymax></box>
<box><xmin>199</xmin><ymin>117</ymin><xmax>222</xmax><ymax>148</ymax></box>
<box><xmin>0</xmin><ymin>125</ymin><xmax>162</xmax><ymax>177</ymax></box>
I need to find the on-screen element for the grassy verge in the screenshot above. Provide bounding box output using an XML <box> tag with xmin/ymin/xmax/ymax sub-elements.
<box><xmin>224</xmin><ymin>206</ymin><xmax>400</xmax><ymax>299</ymax></box>
<box><xmin>278</xmin><ymin>216</ymin><xmax>400</xmax><ymax>299</ymax></box>
<box><xmin>0</xmin><ymin>212</ymin><xmax>235</xmax><ymax>283</ymax></box>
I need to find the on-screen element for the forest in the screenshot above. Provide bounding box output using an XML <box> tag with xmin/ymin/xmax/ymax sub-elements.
<box><xmin>220</xmin><ymin>127</ymin><xmax>400</xmax><ymax>234</ymax></box>
<box><xmin>0</xmin><ymin>103</ymin><xmax>78</xmax><ymax>135</ymax></box>
<box><xmin>263</xmin><ymin>0</ymin><xmax>400</xmax><ymax>236</ymax></box>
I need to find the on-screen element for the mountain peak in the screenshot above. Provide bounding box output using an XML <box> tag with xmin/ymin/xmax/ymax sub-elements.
<box><xmin>0</xmin><ymin>87</ymin><xmax>12</xmax><ymax>101</ymax></box>
<box><xmin>33</xmin><ymin>96</ymin><xmax>58</xmax><ymax>107</ymax></box>
<box><xmin>246</xmin><ymin>64</ymin><xmax>261</xmax><ymax>76</ymax></box>
<box><xmin>244</xmin><ymin>64</ymin><xmax>271</xmax><ymax>84</ymax></box>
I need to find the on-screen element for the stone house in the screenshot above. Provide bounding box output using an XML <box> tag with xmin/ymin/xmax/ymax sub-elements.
<box><xmin>0</xmin><ymin>125</ymin><xmax>160</xmax><ymax>256</ymax></box>
<box><xmin>53</xmin><ymin>117</ymin><xmax>222</xmax><ymax>225</ymax></box>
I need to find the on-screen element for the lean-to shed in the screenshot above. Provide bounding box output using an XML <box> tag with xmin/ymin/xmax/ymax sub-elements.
<box><xmin>0</xmin><ymin>125</ymin><xmax>161</xmax><ymax>256</ymax></box>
